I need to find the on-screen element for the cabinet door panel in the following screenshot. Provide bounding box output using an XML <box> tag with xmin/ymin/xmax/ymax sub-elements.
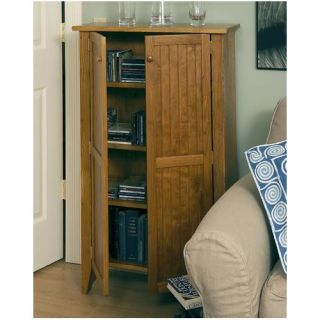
<box><xmin>146</xmin><ymin>34</ymin><xmax>212</xmax><ymax>290</ymax></box>
<box><xmin>90</xmin><ymin>32</ymin><xmax>109</xmax><ymax>295</ymax></box>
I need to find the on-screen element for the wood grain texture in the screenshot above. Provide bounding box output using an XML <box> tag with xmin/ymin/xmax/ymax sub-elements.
<box><xmin>211</xmin><ymin>33</ymin><xmax>238</xmax><ymax>202</ymax></box>
<box><xmin>34</xmin><ymin>261</ymin><xmax>180</xmax><ymax>318</ymax></box>
<box><xmin>146</xmin><ymin>34</ymin><xmax>212</xmax><ymax>288</ymax></box>
<box><xmin>107</xmin><ymin>82</ymin><xmax>146</xmax><ymax>89</ymax></box>
<box><xmin>109</xmin><ymin>199</ymin><xmax>147</xmax><ymax>210</ymax></box>
<box><xmin>72</xmin><ymin>23</ymin><xmax>240</xmax><ymax>34</ymax></box>
<box><xmin>90</xmin><ymin>32</ymin><xmax>109</xmax><ymax>295</ymax></box>
<box><xmin>108</xmin><ymin>143</ymin><xmax>146</xmax><ymax>152</ymax></box>
<box><xmin>156</xmin><ymin>154</ymin><xmax>204</xmax><ymax>169</ymax></box>
<box><xmin>145</xmin><ymin>36</ymin><xmax>157</xmax><ymax>292</ymax></box>
<box><xmin>79</xmin><ymin>31</ymin><xmax>94</xmax><ymax>294</ymax></box>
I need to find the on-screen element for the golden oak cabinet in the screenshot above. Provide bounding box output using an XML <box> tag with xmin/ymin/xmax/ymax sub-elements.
<box><xmin>72</xmin><ymin>23</ymin><xmax>239</xmax><ymax>295</ymax></box>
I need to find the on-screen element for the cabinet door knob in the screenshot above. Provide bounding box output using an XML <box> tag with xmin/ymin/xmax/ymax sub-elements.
<box><xmin>97</xmin><ymin>56</ymin><xmax>102</xmax><ymax>63</ymax></box>
<box><xmin>147</xmin><ymin>56</ymin><xmax>153</xmax><ymax>63</ymax></box>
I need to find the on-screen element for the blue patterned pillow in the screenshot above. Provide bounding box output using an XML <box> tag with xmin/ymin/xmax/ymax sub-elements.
<box><xmin>245</xmin><ymin>140</ymin><xmax>287</xmax><ymax>273</ymax></box>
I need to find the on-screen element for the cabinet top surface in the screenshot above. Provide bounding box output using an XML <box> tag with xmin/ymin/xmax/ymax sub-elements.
<box><xmin>72</xmin><ymin>23</ymin><xmax>240</xmax><ymax>34</ymax></box>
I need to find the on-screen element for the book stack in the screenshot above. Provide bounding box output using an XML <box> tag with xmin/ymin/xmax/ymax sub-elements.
<box><xmin>120</xmin><ymin>56</ymin><xmax>145</xmax><ymax>83</ymax></box>
<box><xmin>118</xmin><ymin>176</ymin><xmax>147</xmax><ymax>202</ymax></box>
<box><xmin>131</xmin><ymin>110</ymin><xmax>146</xmax><ymax>145</ymax></box>
<box><xmin>167</xmin><ymin>275</ymin><xmax>202</xmax><ymax>310</ymax></box>
<box><xmin>109</xmin><ymin>207</ymin><xmax>148</xmax><ymax>265</ymax></box>
<box><xmin>107</xmin><ymin>49</ymin><xmax>133</xmax><ymax>82</ymax></box>
<box><xmin>108</xmin><ymin>122</ymin><xmax>132</xmax><ymax>144</ymax></box>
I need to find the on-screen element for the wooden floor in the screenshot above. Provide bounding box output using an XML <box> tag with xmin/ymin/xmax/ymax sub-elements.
<box><xmin>34</xmin><ymin>260</ymin><xmax>181</xmax><ymax>318</ymax></box>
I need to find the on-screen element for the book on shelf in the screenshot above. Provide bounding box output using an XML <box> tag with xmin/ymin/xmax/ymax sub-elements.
<box><xmin>108</xmin><ymin>122</ymin><xmax>132</xmax><ymax>134</ymax></box>
<box><xmin>108</xmin><ymin>176</ymin><xmax>147</xmax><ymax>201</ymax></box>
<box><xmin>125</xmin><ymin>210</ymin><xmax>140</xmax><ymax>263</ymax></box>
<box><xmin>118</xmin><ymin>194</ymin><xmax>146</xmax><ymax>202</ymax></box>
<box><xmin>108</xmin><ymin>122</ymin><xmax>132</xmax><ymax>144</ymax></box>
<box><xmin>107</xmin><ymin>49</ymin><xmax>133</xmax><ymax>82</ymax></box>
<box><xmin>138</xmin><ymin>214</ymin><xmax>147</xmax><ymax>264</ymax></box>
<box><xmin>118</xmin><ymin>210</ymin><xmax>126</xmax><ymax>261</ymax></box>
<box><xmin>118</xmin><ymin>189</ymin><xmax>146</xmax><ymax>195</ymax></box>
<box><xmin>120</xmin><ymin>56</ymin><xmax>145</xmax><ymax>83</ymax></box>
<box><xmin>131</xmin><ymin>110</ymin><xmax>146</xmax><ymax>146</ymax></box>
<box><xmin>109</xmin><ymin>206</ymin><xmax>119</xmax><ymax>259</ymax></box>
<box><xmin>119</xmin><ymin>176</ymin><xmax>146</xmax><ymax>191</ymax></box>
<box><xmin>167</xmin><ymin>275</ymin><xmax>202</xmax><ymax>310</ymax></box>
<box><xmin>108</xmin><ymin>140</ymin><xmax>132</xmax><ymax>145</ymax></box>
<box><xmin>109</xmin><ymin>208</ymin><xmax>147</xmax><ymax>265</ymax></box>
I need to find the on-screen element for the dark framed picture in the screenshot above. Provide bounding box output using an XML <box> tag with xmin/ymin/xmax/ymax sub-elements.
<box><xmin>256</xmin><ymin>2</ymin><xmax>287</xmax><ymax>70</ymax></box>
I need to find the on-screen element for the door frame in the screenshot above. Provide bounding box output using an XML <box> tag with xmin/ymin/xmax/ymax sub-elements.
<box><xmin>65</xmin><ymin>1</ymin><xmax>82</xmax><ymax>264</ymax></box>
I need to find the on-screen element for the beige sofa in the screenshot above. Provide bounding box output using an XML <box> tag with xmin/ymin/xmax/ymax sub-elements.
<box><xmin>184</xmin><ymin>98</ymin><xmax>287</xmax><ymax>318</ymax></box>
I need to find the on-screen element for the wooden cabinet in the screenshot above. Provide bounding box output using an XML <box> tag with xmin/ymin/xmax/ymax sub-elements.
<box><xmin>73</xmin><ymin>23</ymin><xmax>239</xmax><ymax>295</ymax></box>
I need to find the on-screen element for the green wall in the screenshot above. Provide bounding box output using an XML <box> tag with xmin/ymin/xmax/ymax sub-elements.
<box><xmin>82</xmin><ymin>1</ymin><xmax>287</xmax><ymax>177</ymax></box>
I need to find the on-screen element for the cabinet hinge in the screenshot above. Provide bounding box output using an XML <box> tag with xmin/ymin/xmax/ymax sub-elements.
<box><xmin>90</xmin><ymin>246</ymin><xmax>93</xmax><ymax>259</ymax></box>
<box><xmin>89</xmin><ymin>141</ymin><xmax>92</xmax><ymax>154</ymax></box>
<box><xmin>61</xmin><ymin>179</ymin><xmax>66</xmax><ymax>200</ymax></box>
<box><xmin>87</xmin><ymin>38</ymin><xmax>91</xmax><ymax>51</ymax></box>
<box><xmin>60</xmin><ymin>22</ymin><xmax>65</xmax><ymax>43</ymax></box>
<box><xmin>210</xmin><ymin>41</ymin><xmax>214</xmax><ymax>55</ymax></box>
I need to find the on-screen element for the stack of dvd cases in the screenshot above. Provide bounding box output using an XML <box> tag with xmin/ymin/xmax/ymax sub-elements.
<box><xmin>120</xmin><ymin>57</ymin><xmax>145</xmax><ymax>83</ymax></box>
<box><xmin>118</xmin><ymin>176</ymin><xmax>146</xmax><ymax>202</ymax></box>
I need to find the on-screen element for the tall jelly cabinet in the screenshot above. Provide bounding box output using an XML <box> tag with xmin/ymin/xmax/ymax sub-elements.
<box><xmin>72</xmin><ymin>23</ymin><xmax>239</xmax><ymax>295</ymax></box>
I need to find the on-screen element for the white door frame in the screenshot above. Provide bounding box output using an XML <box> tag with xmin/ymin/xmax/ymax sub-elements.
<box><xmin>65</xmin><ymin>2</ymin><xmax>82</xmax><ymax>264</ymax></box>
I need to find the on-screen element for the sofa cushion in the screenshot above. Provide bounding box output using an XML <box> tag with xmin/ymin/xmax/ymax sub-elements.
<box><xmin>245</xmin><ymin>140</ymin><xmax>287</xmax><ymax>274</ymax></box>
<box><xmin>267</xmin><ymin>97</ymin><xmax>287</xmax><ymax>143</ymax></box>
<box><xmin>259</xmin><ymin>260</ymin><xmax>287</xmax><ymax>317</ymax></box>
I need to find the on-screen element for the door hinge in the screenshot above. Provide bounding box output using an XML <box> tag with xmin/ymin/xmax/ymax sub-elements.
<box><xmin>60</xmin><ymin>22</ymin><xmax>65</xmax><ymax>43</ymax></box>
<box><xmin>61</xmin><ymin>179</ymin><xmax>66</xmax><ymax>200</ymax></box>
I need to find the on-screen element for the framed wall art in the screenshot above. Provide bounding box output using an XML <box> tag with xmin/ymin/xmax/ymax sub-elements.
<box><xmin>256</xmin><ymin>2</ymin><xmax>287</xmax><ymax>70</ymax></box>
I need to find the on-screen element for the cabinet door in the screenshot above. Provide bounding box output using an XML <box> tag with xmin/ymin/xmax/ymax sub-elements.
<box><xmin>145</xmin><ymin>34</ymin><xmax>212</xmax><ymax>291</ymax></box>
<box><xmin>90</xmin><ymin>32</ymin><xmax>109</xmax><ymax>295</ymax></box>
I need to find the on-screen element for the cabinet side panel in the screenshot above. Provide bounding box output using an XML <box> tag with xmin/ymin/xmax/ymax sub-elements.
<box><xmin>211</xmin><ymin>33</ymin><xmax>237</xmax><ymax>202</ymax></box>
<box><xmin>224</xmin><ymin>31</ymin><xmax>238</xmax><ymax>188</ymax></box>
<box><xmin>79</xmin><ymin>31</ymin><xmax>93</xmax><ymax>294</ymax></box>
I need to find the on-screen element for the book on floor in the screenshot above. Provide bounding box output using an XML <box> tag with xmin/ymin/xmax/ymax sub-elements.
<box><xmin>167</xmin><ymin>275</ymin><xmax>202</xmax><ymax>310</ymax></box>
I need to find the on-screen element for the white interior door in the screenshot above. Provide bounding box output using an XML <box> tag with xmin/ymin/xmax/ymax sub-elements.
<box><xmin>33</xmin><ymin>1</ymin><xmax>63</xmax><ymax>271</ymax></box>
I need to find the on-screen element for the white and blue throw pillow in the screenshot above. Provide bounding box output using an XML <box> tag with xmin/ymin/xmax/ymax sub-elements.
<box><xmin>245</xmin><ymin>140</ymin><xmax>287</xmax><ymax>274</ymax></box>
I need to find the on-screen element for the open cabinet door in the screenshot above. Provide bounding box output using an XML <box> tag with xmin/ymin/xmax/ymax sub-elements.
<box><xmin>89</xmin><ymin>32</ymin><xmax>109</xmax><ymax>295</ymax></box>
<box><xmin>145</xmin><ymin>34</ymin><xmax>213</xmax><ymax>291</ymax></box>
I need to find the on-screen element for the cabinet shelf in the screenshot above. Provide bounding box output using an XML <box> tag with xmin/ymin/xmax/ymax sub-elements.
<box><xmin>109</xmin><ymin>198</ymin><xmax>147</xmax><ymax>209</ymax></box>
<box><xmin>107</xmin><ymin>82</ymin><xmax>146</xmax><ymax>89</ymax></box>
<box><xmin>108</xmin><ymin>142</ymin><xmax>146</xmax><ymax>152</ymax></box>
<box><xmin>109</xmin><ymin>260</ymin><xmax>148</xmax><ymax>273</ymax></box>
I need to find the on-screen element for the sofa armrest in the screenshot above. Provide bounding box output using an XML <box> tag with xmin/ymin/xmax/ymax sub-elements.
<box><xmin>184</xmin><ymin>174</ymin><xmax>277</xmax><ymax>317</ymax></box>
